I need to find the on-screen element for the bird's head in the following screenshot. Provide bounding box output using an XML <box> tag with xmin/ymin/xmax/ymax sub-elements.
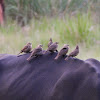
<box><xmin>38</xmin><ymin>44</ymin><xmax>43</xmax><ymax>47</ymax></box>
<box><xmin>55</xmin><ymin>42</ymin><xmax>59</xmax><ymax>44</ymax></box>
<box><xmin>49</xmin><ymin>38</ymin><xmax>52</xmax><ymax>41</ymax></box>
<box><xmin>76</xmin><ymin>45</ymin><xmax>79</xmax><ymax>49</ymax></box>
<box><xmin>63</xmin><ymin>44</ymin><xmax>69</xmax><ymax>49</ymax></box>
<box><xmin>64</xmin><ymin>44</ymin><xmax>69</xmax><ymax>47</ymax></box>
<box><xmin>27</xmin><ymin>43</ymin><xmax>32</xmax><ymax>46</ymax></box>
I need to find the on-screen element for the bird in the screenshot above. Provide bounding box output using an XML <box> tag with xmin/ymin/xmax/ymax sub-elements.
<box><xmin>65</xmin><ymin>45</ymin><xmax>79</xmax><ymax>60</ymax></box>
<box><xmin>48</xmin><ymin>38</ymin><xmax>53</xmax><ymax>47</ymax></box>
<box><xmin>18</xmin><ymin>43</ymin><xmax>32</xmax><ymax>55</ymax></box>
<box><xmin>27</xmin><ymin>44</ymin><xmax>43</xmax><ymax>61</ymax></box>
<box><xmin>46</xmin><ymin>42</ymin><xmax>58</xmax><ymax>53</ymax></box>
<box><xmin>55</xmin><ymin>44</ymin><xmax>69</xmax><ymax>60</ymax></box>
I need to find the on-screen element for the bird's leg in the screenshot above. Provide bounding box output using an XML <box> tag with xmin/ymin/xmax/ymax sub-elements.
<box><xmin>63</xmin><ymin>55</ymin><xmax>66</xmax><ymax>57</ymax></box>
<box><xmin>49</xmin><ymin>50</ymin><xmax>54</xmax><ymax>53</ymax></box>
<box><xmin>55</xmin><ymin>50</ymin><xmax>58</xmax><ymax>52</ymax></box>
<box><xmin>29</xmin><ymin>51</ymin><xmax>32</xmax><ymax>53</ymax></box>
<box><xmin>34</xmin><ymin>54</ymin><xmax>38</xmax><ymax>58</ymax></box>
<box><xmin>74</xmin><ymin>57</ymin><xmax>77</xmax><ymax>59</ymax></box>
<box><xmin>35</xmin><ymin>56</ymin><xmax>38</xmax><ymax>58</ymax></box>
<box><xmin>66</xmin><ymin>55</ymin><xmax>68</xmax><ymax>57</ymax></box>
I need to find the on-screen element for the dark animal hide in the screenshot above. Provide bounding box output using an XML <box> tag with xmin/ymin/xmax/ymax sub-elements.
<box><xmin>0</xmin><ymin>53</ymin><xmax>100</xmax><ymax>100</ymax></box>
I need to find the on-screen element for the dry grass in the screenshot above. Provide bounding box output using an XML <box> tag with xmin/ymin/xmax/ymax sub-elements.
<box><xmin>0</xmin><ymin>15</ymin><xmax>100</xmax><ymax>60</ymax></box>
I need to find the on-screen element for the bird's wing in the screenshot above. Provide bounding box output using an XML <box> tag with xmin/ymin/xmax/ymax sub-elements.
<box><xmin>21</xmin><ymin>45</ymin><xmax>28</xmax><ymax>51</ymax></box>
<box><xmin>68</xmin><ymin>51</ymin><xmax>74</xmax><ymax>56</ymax></box>
<box><xmin>48</xmin><ymin>42</ymin><xmax>52</xmax><ymax>47</ymax></box>
<box><xmin>32</xmin><ymin>48</ymin><xmax>42</xmax><ymax>55</ymax></box>
<box><xmin>49</xmin><ymin>44</ymin><xmax>57</xmax><ymax>50</ymax></box>
<box><xmin>58</xmin><ymin>49</ymin><xmax>63</xmax><ymax>55</ymax></box>
<box><xmin>59</xmin><ymin>48</ymin><xmax>68</xmax><ymax>56</ymax></box>
<box><xmin>68</xmin><ymin>49</ymin><xmax>76</xmax><ymax>56</ymax></box>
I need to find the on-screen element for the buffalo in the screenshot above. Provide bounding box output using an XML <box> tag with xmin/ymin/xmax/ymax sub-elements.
<box><xmin>0</xmin><ymin>53</ymin><xmax>100</xmax><ymax>100</ymax></box>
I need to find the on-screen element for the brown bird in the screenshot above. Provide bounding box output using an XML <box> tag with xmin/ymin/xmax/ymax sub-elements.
<box><xmin>65</xmin><ymin>45</ymin><xmax>79</xmax><ymax>60</ymax></box>
<box><xmin>55</xmin><ymin>44</ymin><xmax>69</xmax><ymax>60</ymax></box>
<box><xmin>27</xmin><ymin>44</ymin><xmax>43</xmax><ymax>61</ymax></box>
<box><xmin>46</xmin><ymin>42</ymin><xmax>58</xmax><ymax>53</ymax></box>
<box><xmin>18</xmin><ymin>43</ymin><xmax>32</xmax><ymax>55</ymax></box>
<box><xmin>48</xmin><ymin>38</ymin><xmax>53</xmax><ymax>47</ymax></box>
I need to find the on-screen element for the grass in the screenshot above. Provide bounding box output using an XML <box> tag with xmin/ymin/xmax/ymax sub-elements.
<box><xmin>5</xmin><ymin>0</ymin><xmax>100</xmax><ymax>25</ymax></box>
<box><xmin>0</xmin><ymin>14</ymin><xmax>100</xmax><ymax>60</ymax></box>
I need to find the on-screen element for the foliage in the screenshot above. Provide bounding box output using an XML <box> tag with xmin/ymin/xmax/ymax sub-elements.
<box><xmin>0</xmin><ymin>14</ymin><xmax>100</xmax><ymax>60</ymax></box>
<box><xmin>5</xmin><ymin>0</ymin><xmax>100</xmax><ymax>25</ymax></box>
<box><xmin>0</xmin><ymin>0</ymin><xmax>100</xmax><ymax>60</ymax></box>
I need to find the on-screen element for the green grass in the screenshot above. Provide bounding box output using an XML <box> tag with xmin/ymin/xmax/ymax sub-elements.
<box><xmin>0</xmin><ymin>14</ymin><xmax>100</xmax><ymax>60</ymax></box>
<box><xmin>5</xmin><ymin>0</ymin><xmax>100</xmax><ymax>25</ymax></box>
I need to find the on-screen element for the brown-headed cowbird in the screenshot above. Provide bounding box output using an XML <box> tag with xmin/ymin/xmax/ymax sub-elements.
<box><xmin>65</xmin><ymin>45</ymin><xmax>79</xmax><ymax>60</ymax></box>
<box><xmin>46</xmin><ymin>42</ymin><xmax>58</xmax><ymax>53</ymax></box>
<box><xmin>55</xmin><ymin>44</ymin><xmax>69</xmax><ymax>60</ymax></box>
<box><xmin>48</xmin><ymin>38</ymin><xmax>53</xmax><ymax>47</ymax></box>
<box><xmin>27</xmin><ymin>44</ymin><xmax>43</xmax><ymax>61</ymax></box>
<box><xmin>18</xmin><ymin>43</ymin><xmax>32</xmax><ymax>55</ymax></box>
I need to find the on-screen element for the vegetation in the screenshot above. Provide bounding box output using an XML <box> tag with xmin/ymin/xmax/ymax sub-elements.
<box><xmin>0</xmin><ymin>0</ymin><xmax>100</xmax><ymax>60</ymax></box>
<box><xmin>0</xmin><ymin>13</ymin><xmax>100</xmax><ymax>60</ymax></box>
<box><xmin>5</xmin><ymin>0</ymin><xmax>100</xmax><ymax>25</ymax></box>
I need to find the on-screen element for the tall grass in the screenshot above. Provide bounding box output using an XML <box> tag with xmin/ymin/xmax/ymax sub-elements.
<box><xmin>5</xmin><ymin>0</ymin><xmax>100</xmax><ymax>25</ymax></box>
<box><xmin>0</xmin><ymin>14</ymin><xmax>100</xmax><ymax>60</ymax></box>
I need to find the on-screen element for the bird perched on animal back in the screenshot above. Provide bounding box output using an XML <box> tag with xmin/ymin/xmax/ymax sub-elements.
<box><xmin>46</xmin><ymin>42</ymin><xmax>58</xmax><ymax>53</ymax></box>
<box><xmin>27</xmin><ymin>44</ymin><xmax>43</xmax><ymax>61</ymax></box>
<box><xmin>65</xmin><ymin>45</ymin><xmax>79</xmax><ymax>60</ymax></box>
<box><xmin>55</xmin><ymin>44</ymin><xmax>69</xmax><ymax>60</ymax></box>
<box><xmin>18</xmin><ymin>43</ymin><xmax>32</xmax><ymax>55</ymax></box>
<box><xmin>48</xmin><ymin>38</ymin><xmax>53</xmax><ymax>47</ymax></box>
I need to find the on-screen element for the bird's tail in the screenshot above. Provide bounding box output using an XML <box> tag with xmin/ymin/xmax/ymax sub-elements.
<box><xmin>17</xmin><ymin>51</ymin><xmax>22</xmax><ymax>56</ymax></box>
<box><xmin>45</xmin><ymin>50</ymin><xmax>48</xmax><ymax>54</ymax></box>
<box><xmin>65</xmin><ymin>56</ymin><xmax>69</xmax><ymax>60</ymax></box>
<box><xmin>17</xmin><ymin>52</ymin><xmax>20</xmax><ymax>56</ymax></box>
<box><xmin>55</xmin><ymin>55</ymin><xmax>59</xmax><ymax>60</ymax></box>
<box><xmin>27</xmin><ymin>56</ymin><xmax>31</xmax><ymax>61</ymax></box>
